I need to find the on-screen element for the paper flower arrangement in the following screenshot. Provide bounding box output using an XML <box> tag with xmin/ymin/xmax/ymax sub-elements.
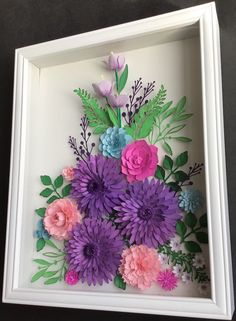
<box><xmin>31</xmin><ymin>52</ymin><xmax>210</xmax><ymax>294</ymax></box>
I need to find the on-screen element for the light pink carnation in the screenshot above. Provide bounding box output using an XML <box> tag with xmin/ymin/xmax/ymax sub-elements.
<box><xmin>157</xmin><ymin>269</ymin><xmax>178</xmax><ymax>291</ymax></box>
<box><xmin>62</xmin><ymin>166</ymin><xmax>74</xmax><ymax>181</ymax></box>
<box><xmin>119</xmin><ymin>244</ymin><xmax>160</xmax><ymax>290</ymax></box>
<box><xmin>65</xmin><ymin>270</ymin><xmax>79</xmax><ymax>285</ymax></box>
<box><xmin>44</xmin><ymin>198</ymin><xmax>82</xmax><ymax>240</ymax></box>
<box><xmin>121</xmin><ymin>140</ymin><xmax>158</xmax><ymax>182</ymax></box>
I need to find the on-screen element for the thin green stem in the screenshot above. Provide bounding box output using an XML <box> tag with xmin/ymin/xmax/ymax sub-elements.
<box><xmin>51</xmin><ymin>184</ymin><xmax>62</xmax><ymax>198</ymax></box>
<box><xmin>163</xmin><ymin>167</ymin><xmax>178</xmax><ymax>183</ymax></box>
<box><xmin>117</xmin><ymin>108</ymin><xmax>121</xmax><ymax>127</ymax></box>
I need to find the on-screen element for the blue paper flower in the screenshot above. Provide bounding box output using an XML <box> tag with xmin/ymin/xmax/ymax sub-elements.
<box><xmin>178</xmin><ymin>188</ymin><xmax>204</xmax><ymax>213</ymax></box>
<box><xmin>34</xmin><ymin>219</ymin><xmax>50</xmax><ymax>240</ymax></box>
<box><xmin>99</xmin><ymin>127</ymin><xmax>132</xmax><ymax>158</ymax></box>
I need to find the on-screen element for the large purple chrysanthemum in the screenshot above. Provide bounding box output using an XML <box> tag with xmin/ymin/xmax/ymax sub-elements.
<box><xmin>71</xmin><ymin>155</ymin><xmax>126</xmax><ymax>217</ymax></box>
<box><xmin>65</xmin><ymin>218</ymin><xmax>123</xmax><ymax>285</ymax></box>
<box><xmin>115</xmin><ymin>178</ymin><xmax>181</xmax><ymax>248</ymax></box>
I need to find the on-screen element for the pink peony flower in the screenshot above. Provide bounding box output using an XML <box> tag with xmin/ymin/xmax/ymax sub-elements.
<box><xmin>119</xmin><ymin>244</ymin><xmax>160</xmax><ymax>290</ymax></box>
<box><xmin>107</xmin><ymin>53</ymin><xmax>125</xmax><ymax>71</ymax></box>
<box><xmin>108</xmin><ymin>94</ymin><xmax>128</xmax><ymax>108</ymax></box>
<box><xmin>157</xmin><ymin>269</ymin><xmax>178</xmax><ymax>291</ymax></box>
<box><xmin>65</xmin><ymin>270</ymin><xmax>79</xmax><ymax>285</ymax></box>
<box><xmin>44</xmin><ymin>198</ymin><xmax>82</xmax><ymax>240</ymax></box>
<box><xmin>62</xmin><ymin>166</ymin><xmax>74</xmax><ymax>181</ymax></box>
<box><xmin>92</xmin><ymin>80</ymin><xmax>112</xmax><ymax>97</ymax></box>
<box><xmin>121</xmin><ymin>140</ymin><xmax>158</xmax><ymax>182</ymax></box>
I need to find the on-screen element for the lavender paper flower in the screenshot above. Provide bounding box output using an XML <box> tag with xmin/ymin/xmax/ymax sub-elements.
<box><xmin>108</xmin><ymin>94</ymin><xmax>128</xmax><ymax>108</ymax></box>
<box><xmin>92</xmin><ymin>80</ymin><xmax>112</xmax><ymax>97</ymax></box>
<box><xmin>71</xmin><ymin>155</ymin><xmax>127</xmax><ymax>217</ymax></box>
<box><xmin>115</xmin><ymin>178</ymin><xmax>181</xmax><ymax>247</ymax></box>
<box><xmin>107</xmin><ymin>53</ymin><xmax>125</xmax><ymax>71</ymax></box>
<box><xmin>65</xmin><ymin>218</ymin><xmax>123</xmax><ymax>285</ymax></box>
<box><xmin>99</xmin><ymin>127</ymin><xmax>132</xmax><ymax>159</ymax></box>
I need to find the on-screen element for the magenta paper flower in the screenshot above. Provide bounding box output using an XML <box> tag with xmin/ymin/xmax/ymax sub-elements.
<box><xmin>44</xmin><ymin>198</ymin><xmax>82</xmax><ymax>240</ymax></box>
<box><xmin>121</xmin><ymin>140</ymin><xmax>158</xmax><ymax>182</ymax></box>
<box><xmin>119</xmin><ymin>245</ymin><xmax>160</xmax><ymax>290</ymax></box>
<box><xmin>108</xmin><ymin>94</ymin><xmax>128</xmax><ymax>108</ymax></box>
<box><xmin>107</xmin><ymin>53</ymin><xmax>125</xmax><ymax>71</ymax></box>
<box><xmin>92</xmin><ymin>80</ymin><xmax>112</xmax><ymax>97</ymax></box>
<box><xmin>62</xmin><ymin>166</ymin><xmax>74</xmax><ymax>181</ymax></box>
<box><xmin>65</xmin><ymin>270</ymin><xmax>79</xmax><ymax>285</ymax></box>
<box><xmin>157</xmin><ymin>269</ymin><xmax>178</xmax><ymax>291</ymax></box>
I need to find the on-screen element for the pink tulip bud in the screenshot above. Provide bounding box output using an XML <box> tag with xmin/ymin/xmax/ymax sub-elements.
<box><xmin>108</xmin><ymin>53</ymin><xmax>125</xmax><ymax>71</ymax></box>
<box><xmin>108</xmin><ymin>94</ymin><xmax>128</xmax><ymax>108</ymax></box>
<box><xmin>92</xmin><ymin>80</ymin><xmax>113</xmax><ymax>97</ymax></box>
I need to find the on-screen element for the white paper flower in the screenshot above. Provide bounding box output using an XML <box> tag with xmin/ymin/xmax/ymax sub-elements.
<box><xmin>169</xmin><ymin>236</ymin><xmax>182</xmax><ymax>252</ymax></box>
<box><xmin>198</xmin><ymin>282</ymin><xmax>210</xmax><ymax>295</ymax></box>
<box><xmin>182</xmin><ymin>272</ymin><xmax>192</xmax><ymax>283</ymax></box>
<box><xmin>172</xmin><ymin>264</ymin><xmax>183</xmax><ymax>277</ymax></box>
<box><xmin>158</xmin><ymin>253</ymin><xmax>168</xmax><ymax>265</ymax></box>
<box><xmin>192</xmin><ymin>254</ymin><xmax>205</xmax><ymax>268</ymax></box>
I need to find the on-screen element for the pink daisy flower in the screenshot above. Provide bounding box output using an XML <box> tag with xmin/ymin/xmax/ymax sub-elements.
<box><xmin>157</xmin><ymin>269</ymin><xmax>178</xmax><ymax>291</ymax></box>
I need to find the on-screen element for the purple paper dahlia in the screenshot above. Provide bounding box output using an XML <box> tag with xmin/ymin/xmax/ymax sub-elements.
<box><xmin>65</xmin><ymin>218</ymin><xmax>123</xmax><ymax>285</ymax></box>
<box><xmin>71</xmin><ymin>155</ymin><xmax>126</xmax><ymax>217</ymax></box>
<box><xmin>115</xmin><ymin>178</ymin><xmax>181</xmax><ymax>247</ymax></box>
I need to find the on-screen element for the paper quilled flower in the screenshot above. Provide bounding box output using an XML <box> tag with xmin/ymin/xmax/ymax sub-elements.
<box><xmin>34</xmin><ymin>219</ymin><xmax>50</xmax><ymax>240</ymax></box>
<box><xmin>107</xmin><ymin>52</ymin><xmax>125</xmax><ymax>71</ymax></box>
<box><xmin>178</xmin><ymin>188</ymin><xmax>204</xmax><ymax>213</ymax></box>
<box><xmin>119</xmin><ymin>245</ymin><xmax>160</xmax><ymax>290</ymax></box>
<box><xmin>71</xmin><ymin>154</ymin><xmax>127</xmax><ymax>218</ymax></box>
<box><xmin>65</xmin><ymin>270</ymin><xmax>79</xmax><ymax>285</ymax></box>
<box><xmin>62</xmin><ymin>166</ymin><xmax>74</xmax><ymax>181</ymax></box>
<box><xmin>65</xmin><ymin>218</ymin><xmax>123</xmax><ymax>285</ymax></box>
<box><xmin>115</xmin><ymin>178</ymin><xmax>181</xmax><ymax>247</ymax></box>
<box><xmin>157</xmin><ymin>269</ymin><xmax>178</xmax><ymax>291</ymax></box>
<box><xmin>92</xmin><ymin>80</ymin><xmax>113</xmax><ymax>97</ymax></box>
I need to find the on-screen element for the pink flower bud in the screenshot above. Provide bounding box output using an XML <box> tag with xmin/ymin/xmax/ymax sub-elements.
<box><xmin>108</xmin><ymin>53</ymin><xmax>125</xmax><ymax>71</ymax></box>
<box><xmin>65</xmin><ymin>270</ymin><xmax>79</xmax><ymax>285</ymax></box>
<box><xmin>108</xmin><ymin>94</ymin><xmax>128</xmax><ymax>108</ymax></box>
<box><xmin>92</xmin><ymin>80</ymin><xmax>112</xmax><ymax>97</ymax></box>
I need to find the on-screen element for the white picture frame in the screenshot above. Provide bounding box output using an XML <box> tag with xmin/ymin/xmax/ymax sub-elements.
<box><xmin>2</xmin><ymin>2</ymin><xmax>234</xmax><ymax>319</ymax></box>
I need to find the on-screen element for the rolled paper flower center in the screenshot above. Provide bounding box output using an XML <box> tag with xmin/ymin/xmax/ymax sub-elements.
<box><xmin>138</xmin><ymin>207</ymin><xmax>153</xmax><ymax>220</ymax></box>
<box><xmin>83</xmin><ymin>244</ymin><xmax>97</xmax><ymax>258</ymax></box>
<box><xmin>55</xmin><ymin>212</ymin><xmax>66</xmax><ymax>226</ymax></box>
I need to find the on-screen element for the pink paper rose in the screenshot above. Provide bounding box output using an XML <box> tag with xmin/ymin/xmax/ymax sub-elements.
<box><xmin>44</xmin><ymin>198</ymin><xmax>82</xmax><ymax>240</ymax></box>
<box><xmin>65</xmin><ymin>270</ymin><xmax>79</xmax><ymax>285</ymax></box>
<box><xmin>121</xmin><ymin>140</ymin><xmax>158</xmax><ymax>182</ymax></box>
<box><xmin>62</xmin><ymin>166</ymin><xmax>74</xmax><ymax>181</ymax></box>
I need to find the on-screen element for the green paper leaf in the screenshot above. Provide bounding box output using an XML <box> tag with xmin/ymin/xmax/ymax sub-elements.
<box><xmin>175</xmin><ymin>151</ymin><xmax>188</xmax><ymax>167</ymax></box>
<box><xmin>107</xmin><ymin>108</ymin><xmax>119</xmax><ymax>127</ymax></box>
<box><xmin>173</xmin><ymin>136</ymin><xmax>192</xmax><ymax>142</ymax></box>
<box><xmin>36</xmin><ymin>238</ymin><xmax>45</xmax><ymax>252</ymax></box>
<box><xmin>31</xmin><ymin>268</ymin><xmax>47</xmax><ymax>283</ymax></box>
<box><xmin>43</xmin><ymin>252</ymin><xmax>62</xmax><ymax>258</ymax></box>
<box><xmin>176</xmin><ymin>220</ymin><xmax>187</xmax><ymax>238</ymax></box>
<box><xmin>44</xmin><ymin>271</ymin><xmax>58</xmax><ymax>278</ymax></box>
<box><xmin>163</xmin><ymin>155</ymin><xmax>173</xmax><ymax>170</ymax></box>
<box><xmin>114</xmin><ymin>274</ymin><xmax>126</xmax><ymax>290</ymax></box>
<box><xmin>195</xmin><ymin>232</ymin><xmax>208</xmax><ymax>244</ymax></box>
<box><xmin>45</xmin><ymin>239</ymin><xmax>59</xmax><ymax>250</ymax></box>
<box><xmin>62</xmin><ymin>184</ymin><xmax>71</xmax><ymax>197</ymax></box>
<box><xmin>184</xmin><ymin>241</ymin><xmax>202</xmax><ymax>253</ymax></box>
<box><xmin>33</xmin><ymin>259</ymin><xmax>50</xmax><ymax>266</ymax></box>
<box><xmin>174</xmin><ymin>170</ymin><xmax>189</xmax><ymax>182</ymax></box>
<box><xmin>155</xmin><ymin>166</ymin><xmax>165</xmax><ymax>180</ymax></box>
<box><xmin>175</xmin><ymin>96</ymin><xmax>186</xmax><ymax>114</ymax></box>
<box><xmin>166</xmin><ymin>124</ymin><xmax>186</xmax><ymax>135</ymax></box>
<box><xmin>185</xmin><ymin>213</ymin><xmax>197</xmax><ymax>229</ymax></box>
<box><xmin>162</xmin><ymin>107</ymin><xmax>175</xmax><ymax>120</ymax></box>
<box><xmin>44</xmin><ymin>277</ymin><xmax>61</xmax><ymax>285</ymax></box>
<box><xmin>167</xmin><ymin>181</ymin><xmax>181</xmax><ymax>192</ymax></box>
<box><xmin>47</xmin><ymin>195</ymin><xmax>59</xmax><ymax>204</ymax></box>
<box><xmin>199</xmin><ymin>213</ymin><xmax>207</xmax><ymax>227</ymax></box>
<box><xmin>35</xmin><ymin>207</ymin><xmax>46</xmax><ymax>217</ymax></box>
<box><xmin>159</xmin><ymin>101</ymin><xmax>172</xmax><ymax>114</ymax></box>
<box><xmin>162</xmin><ymin>141</ymin><xmax>173</xmax><ymax>155</ymax></box>
<box><xmin>40</xmin><ymin>175</ymin><xmax>52</xmax><ymax>186</ymax></box>
<box><xmin>118</xmin><ymin>64</ymin><xmax>128</xmax><ymax>94</ymax></box>
<box><xmin>175</xmin><ymin>113</ymin><xmax>193</xmax><ymax>122</ymax></box>
<box><xmin>40</xmin><ymin>188</ymin><xmax>53</xmax><ymax>197</ymax></box>
<box><xmin>74</xmin><ymin>88</ymin><xmax>112</xmax><ymax>135</ymax></box>
<box><xmin>54</xmin><ymin>175</ymin><xmax>63</xmax><ymax>189</ymax></box>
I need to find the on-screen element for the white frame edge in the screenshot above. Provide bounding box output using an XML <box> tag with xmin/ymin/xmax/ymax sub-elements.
<box><xmin>3</xmin><ymin>3</ymin><xmax>234</xmax><ymax>319</ymax></box>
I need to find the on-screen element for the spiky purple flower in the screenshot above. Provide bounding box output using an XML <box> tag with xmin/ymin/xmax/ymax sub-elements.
<box><xmin>65</xmin><ymin>218</ymin><xmax>123</xmax><ymax>285</ymax></box>
<box><xmin>115</xmin><ymin>178</ymin><xmax>181</xmax><ymax>247</ymax></box>
<box><xmin>71</xmin><ymin>155</ymin><xmax>126</xmax><ymax>217</ymax></box>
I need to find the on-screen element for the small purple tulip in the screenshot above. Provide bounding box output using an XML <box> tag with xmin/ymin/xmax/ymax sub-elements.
<box><xmin>92</xmin><ymin>80</ymin><xmax>113</xmax><ymax>97</ymax></box>
<box><xmin>108</xmin><ymin>94</ymin><xmax>128</xmax><ymax>108</ymax></box>
<box><xmin>108</xmin><ymin>53</ymin><xmax>125</xmax><ymax>71</ymax></box>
